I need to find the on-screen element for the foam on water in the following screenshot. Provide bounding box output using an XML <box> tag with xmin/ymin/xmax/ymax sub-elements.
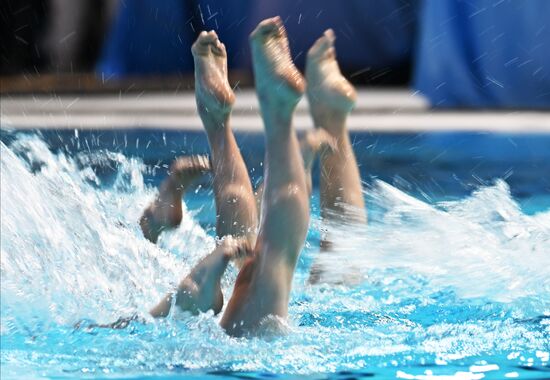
<box><xmin>1</xmin><ymin>136</ymin><xmax>213</xmax><ymax>331</ymax></box>
<box><xmin>1</xmin><ymin>134</ymin><xmax>549</xmax><ymax>378</ymax></box>
<box><xmin>314</xmin><ymin>180</ymin><xmax>550</xmax><ymax>309</ymax></box>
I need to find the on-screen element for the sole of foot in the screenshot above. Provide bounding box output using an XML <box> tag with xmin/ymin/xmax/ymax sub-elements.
<box><xmin>305</xmin><ymin>29</ymin><xmax>357</xmax><ymax>132</ymax></box>
<box><xmin>250</xmin><ymin>17</ymin><xmax>305</xmax><ymax>106</ymax></box>
<box><xmin>192</xmin><ymin>30</ymin><xmax>235</xmax><ymax>125</ymax></box>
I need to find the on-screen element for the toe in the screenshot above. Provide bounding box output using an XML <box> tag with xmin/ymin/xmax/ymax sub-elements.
<box><xmin>212</xmin><ymin>41</ymin><xmax>227</xmax><ymax>57</ymax></box>
<box><xmin>200</xmin><ymin>31</ymin><xmax>219</xmax><ymax>50</ymax></box>
<box><xmin>196</xmin><ymin>155</ymin><xmax>212</xmax><ymax>172</ymax></box>
<box><xmin>192</xmin><ymin>30</ymin><xmax>220</xmax><ymax>55</ymax></box>
<box><xmin>203</xmin><ymin>30</ymin><xmax>219</xmax><ymax>43</ymax></box>
<box><xmin>232</xmin><ymin>237</ymin><xmax>253</xmax><ymax>261</ymax></box>
<box><xmin>191</xmin><ymin>31</ymin><xmax>208</xmax><ymax>55</ymax></box>
<box><xmin>307</xmin><ymin>29</ymin><xmax>336</xmax><ymax>61</ymax></box>
<box><xmin>250</xmin><ymin>16</ymin><xmax>283</xmax><ymax>41</ymax></box>
<box><xmin>171</xmin><ymin>155</ymin><xmax>211</xmax><ymax>176</ymax></box>
<box><xmin>189</xmin><ymin>155</ymin><xmax>211</xmax><ymax>173</ymax></box>
<box><xmin>323</xmin><ymin>29</ymin><xmax>335</xmax><ymax>43</ymax></box>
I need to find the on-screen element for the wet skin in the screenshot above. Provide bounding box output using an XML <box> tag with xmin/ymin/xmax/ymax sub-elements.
<box><xmin>144</xmin><ymin>22</ymin><xmax>366</xmax><ymax>333</ymax></box>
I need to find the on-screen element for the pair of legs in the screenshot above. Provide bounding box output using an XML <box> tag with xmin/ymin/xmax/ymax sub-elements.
<box><xmin>146</xmin><ymin>19</ymin><xmax>308</xmax><ymax>333</ymax></box>
<box><xmin>146</xmin><ymin>28</ymin><xmax>258</xmax><ymax>318</ymax></box>
<box><xmin>142</xmin><ymin>18</ymin><xmax>365</xmax><ymax>335</ymax></box>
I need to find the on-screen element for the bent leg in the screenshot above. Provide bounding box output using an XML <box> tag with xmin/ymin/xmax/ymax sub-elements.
<box><xmin>149</xmin><ymin>32</ymin><xmax>258</xmax><ymax>319</ymax></box>
<box><xmin>192</xmin><ymin>31</ymin><xmax>258</xmax><ymax>244</ymax></box>
<box><xmin>140</xmin><ymin>155</ymin><xmax>210</xmax><ymax>243</ymax></box>
<box><xmin>221</xmin><ymin>17</ymin><xmax>309</xmax><ymax>336</ymax></box>
<box><xmin>150</xmin><ymin>237</ymin><xmax>251</xmax><ymax>317</ymax></box>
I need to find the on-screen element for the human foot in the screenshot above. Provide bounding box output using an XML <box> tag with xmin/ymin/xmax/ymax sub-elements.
<box><xmin>192</xmin><ymin>31</ymin><xmax>235</xmax><ymax>127</ymax></box>
<box><xmin>217</xmin><ymin>236</ymin><xmax>253</xmax><ymax>261</ymax></box>
<box><xmin>305</xmin><ymin>29</ymin><xmax>356</xmax><ymax>134</ymax></box>
<box><xmin>140</xmin><ymin>155</ymin><xmax>211</xmax><ymax>243</ymax></box>
<box><xmin>169</xmin><ymin>155</ymin><xmax>211</xmax><ymax>188</ymax></box>
<box><xmin>149</xmin><ymin>236</ymin><xmax>251</xmax><ymax>318</ymax></box>
<box><xmin>250</xmin><ymin>17</ymin><xmax>305</xmax><ymax>108</ymax></box>
<box><xmin>178</xmin><ymin>236</ymin><xmax>252</xmax><ymax>315</ymax></box>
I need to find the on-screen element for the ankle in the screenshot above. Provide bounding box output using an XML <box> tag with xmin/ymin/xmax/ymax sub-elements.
<box><xmin>312</xmin><ymin>110</ymin><xmax>348</xmax><ymax>131</ymax></box>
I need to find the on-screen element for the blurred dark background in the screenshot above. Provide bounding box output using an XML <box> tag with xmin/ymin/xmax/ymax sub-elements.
<box><xmin>1</xmin><ymin>0</ymin><xmax>549</xmax><ymax>108</ymax></box>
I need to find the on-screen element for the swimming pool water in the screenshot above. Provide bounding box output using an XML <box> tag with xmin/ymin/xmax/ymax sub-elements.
<box><xmin>1</xmin><ymin>129</ymin><xmax>549</xmax><ymax>379</ymax></box>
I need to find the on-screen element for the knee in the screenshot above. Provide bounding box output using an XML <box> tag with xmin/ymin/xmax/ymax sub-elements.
<box><xmin>264</xmin><ymin>183</ymin><xmax>309</xmax><ymax>230</ymax></box>
<box><xmin>270</xmin><ymin>182</ymin><xmax>309</xmax><ymax>211</ymax></box>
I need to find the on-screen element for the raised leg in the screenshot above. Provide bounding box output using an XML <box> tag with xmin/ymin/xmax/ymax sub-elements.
<box><xmin>83</xmin><ymin>237</ymin><xmax>251</xmax><ymax>325</ymax></box>
<box><xmin>150</xmin><ymin>237</ymin><xmax>251</xmax><ymax>317</ymax></box>
<box><xmin>140</xmin><ymin>155</ymin><xmax>210</xmax><ymax>243</ymax></box>
<box><xmin>306</xmin><ymin>30</ymin><xmax>366</xmax><ymax>284</ymax></box>
<box><xmin>306</xmin><ymin>29</ymin><xmax>366</xmax><ymax>223</ymax></box>
<box><xmin>254</xmin><ymin>129</ymin><xmax>335</xmax><ymax>215</ymax></box>
<box><xmin>220</xmin><ymin>17</ymin><xmax>309</xmax><ymax>336</ymax></box>
<box><xmin>192</xmin><ymin>30</ymin><xmax>258</xmax><ymax>245</ymax></box>
<box><xmin>150</xmin><ymin>31</ymin><xmax>258</xmax><ymax>318</ymax></box>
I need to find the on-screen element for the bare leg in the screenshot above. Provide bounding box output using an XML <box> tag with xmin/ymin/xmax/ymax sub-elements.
<box><xmin>79</xmin><ymin>236</ymin><xmax>250</xmax><ymax>327</ymax></box>
<box><xmin>192</xmin><ymin>31</ymin><xmax>258</xmax><ymax>244</ymax></box>
<box><xmin>306</xmin><ymin>30</ymin><xmax>366</xmax><ymax>284</ymax></box>
<box><xmin>81</xmin><ymin>237</ymin><xmax>249</xmax><ymax>327</ymax></box>
<box><xmin>254</xmin><ymin>129</ymin><xmax>335</xmax><ymax>215</ymax></box>
<box><xmin>220</xmin><ymin>17</ymin><xmax>309</xmax><ymax>336</ymax></box>
<box><xmin>150</xmin><ymin>237</ymin><xmax>251</xmax><ymax>317</ymax></box>
<box><xmin>300</xmin><ymin>129</ymin><xmax>336</xmax><ymax>196</ymax></box>
<box><xmin>140</xmin><ymin>155</ymin><xmax>210</xmax><ymax>243</ymax></box>
<box><xmin>149</xmin><ymin>32</ymin><xmax>258</xmax><ymax>319</ymax></box>
<box><xmin>306</xmin><ymin>29</ymin><xmax>366</xmax><ymax>223</ymax></box>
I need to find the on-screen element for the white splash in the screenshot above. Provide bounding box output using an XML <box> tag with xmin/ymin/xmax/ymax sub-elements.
<box><xmin>1</xmin><ymin>133</ymin><xmax>548</xmax><ymax>377</ymax></box>
<box><xmin>0</xmin><ymin>136</ymin><xmax>212</xmax><ymax>332</ymax></box>
<box><xmin>313</xmin><ymin>179</ymin><xmax>550</xmax><ymax>311</ymax></box>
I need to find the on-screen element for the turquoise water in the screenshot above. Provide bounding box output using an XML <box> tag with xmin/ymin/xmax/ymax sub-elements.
<box><xmin>1</xmin><ymin>130</ymin><xmax>549</xmax><ymax>379</ymax></box>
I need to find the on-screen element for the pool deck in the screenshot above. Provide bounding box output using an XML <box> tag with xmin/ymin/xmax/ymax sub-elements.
<box><xmin>2</xmin><ymin>90</ymin><xmax>549</xmax><ymax>133</ymax></box>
